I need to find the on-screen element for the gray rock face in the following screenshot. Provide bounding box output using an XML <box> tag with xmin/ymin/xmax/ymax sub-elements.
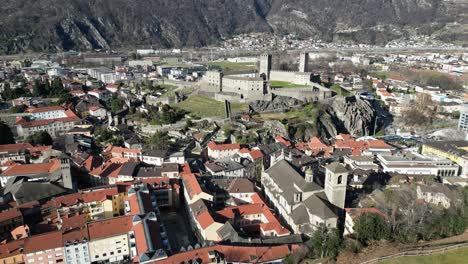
<box><xmin>249</xmin><ymin>96</ymin><xmax>302</xmax><ymax>113</ymax></box>
<box><xmin>318</xmin><ymin>96</ymin><xmax>376</xmax><ymax>138</ymax></box>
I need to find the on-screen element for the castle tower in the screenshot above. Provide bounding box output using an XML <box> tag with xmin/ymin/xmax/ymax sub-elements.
<box><xmin>324</xmin><ymin>162</ymin><xmax>348</xmax><ymax>209</ymax></box>
<box><xmin>59</xmin><ymin>156</ymin><xmax>74</xmax><ymax>190</ymax></box>
<box><xmin>259</xmin><ymin>54</ymin><xmax>272</xmax><ymax>80</ymax></box>
<box><xmin>299</xmin><ymin>52</ymin><xmax>309</xmax><ymax>72</ymax></box>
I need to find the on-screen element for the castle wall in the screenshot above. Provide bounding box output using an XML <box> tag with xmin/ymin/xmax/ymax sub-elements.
<box><xmin>269</xmin><ymin>71</ymin><xmax>297</xmax><ymax>83</ymax></box>
<box><xmin>271</xmin><ymin>83</ymin><xmax>332</xmax><ymax>102</ymax></box>
<box><xmin>201</xmin><ymin>71</ymin><xmax>222</xmax><ymax>92</ymax></box>
<box><xmin>270</xmin><ymin>71</ymin><xmax>312</xmax><ymax>85</ymax></box>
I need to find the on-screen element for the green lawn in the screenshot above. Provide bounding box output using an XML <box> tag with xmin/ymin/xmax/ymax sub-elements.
<box><xmin>206</xmin><ymin>61</ymin><xmax>256</xmax><ymax>72</ymax></box>
<box><xmin>379</xmin><ymin>246</ymin><xmax>468</xmax><ymax>264</ymax></box>
<box><xmin>330</xmin><ymin>84</ymin><xmax>352</xmax><ymax>96</ymax></box>
<box><xmin>254</xmin><ymin>103</ymin><xmax>319</xmax><ymax>121</ymax></box>
<box><xmin>175</xmin><ymin>95</ymin><xmax>247</xmax><ymax>117</ymax></box>
<box><xmin>269</xmin><ymin>80</ymin><xmax>307</xmax><ymax>89</ymax></box>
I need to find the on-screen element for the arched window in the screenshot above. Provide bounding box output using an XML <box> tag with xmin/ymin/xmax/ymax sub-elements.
<box><xmin>338</xmin><ymin>175</ymin><xmax>342</xmax><ymax>184</ymax></box>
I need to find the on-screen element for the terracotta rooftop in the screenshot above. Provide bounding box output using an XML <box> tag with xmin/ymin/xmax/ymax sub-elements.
<box><xmin>1</xmin><ymin>159</ymin><xmax>60</xmax><ymax>176</ymax></box>
<box><xmin>87</xmin><ymin>215</ymin><xmax>133</xmax><ymax>240</ymax></box>
<box><xmin>0</xmin><ymin>208</ymin><xmax>22</xmax><ymax>222</ymax></box>
<box><xmin>26</xmin><ymin>106</ymin><xmax>64</xmax><ymax>113</ymax></box>
<box><xmin>181</xmin><ymin>173</ymin><xmax>202</xmax><ymax>199</ymax></box>
<box><xmin>275</xmin><ymin>136</ymin><xmax>291</xmax><ymax>147</ymax></box>
<box><xmin>0</xmin><ymin>143</ymin><xmax>33</xmax><ymax>153</ymax></box>
<box><xmin>24</xmin><ymin>231</ymin><xmax>63</xmax><ymax>253</ymax></box>
<box><xmin>345</xmin><ymin>207</ymin><xmax>387</xmax><ymax>220</ymax></box>
<box><xmin>207</xmin><ymin>142</ymin><xmax>241</xmax><ymax>151</ymax></box>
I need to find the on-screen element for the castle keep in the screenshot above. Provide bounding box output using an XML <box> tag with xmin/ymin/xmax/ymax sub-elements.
<box><xmin>202</xmin><ymin>53</ymin><xmax>332</xmax><ymax>103</ymax></box>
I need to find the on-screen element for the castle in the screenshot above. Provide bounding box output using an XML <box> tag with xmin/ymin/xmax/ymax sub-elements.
<box><xmin>202</xmin><ymin>52</ymin><xmax>332</xmax><ymax>103</ymax></box>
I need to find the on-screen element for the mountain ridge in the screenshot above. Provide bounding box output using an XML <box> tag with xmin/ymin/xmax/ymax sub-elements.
<box><xmin>0</xmin><ymin>0</ymin><xmax>466</xmax><ymax>54</ymax></box>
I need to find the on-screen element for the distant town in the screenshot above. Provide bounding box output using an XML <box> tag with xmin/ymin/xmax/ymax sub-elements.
<box><xmin>0</xmin><ymin>45</ymin><xmax>467</xmax><ymax>264</ymax></box>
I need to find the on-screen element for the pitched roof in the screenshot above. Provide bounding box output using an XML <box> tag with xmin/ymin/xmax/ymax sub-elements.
<box><xmin>89</xmin><ymin>162</ymin><xmax>123</xmax><ymax>178</ymax></box>
<box><xmin>24</xmin><ymin>231</ymin><xmax>63</xmax><ymax>253</ymax></box>
<box><xmin>26</xmin><ymin>106</ymin><xmax>64</xmax><ymax>113</ymax></box>
<box><xmin>0</xmin><ymin>208</ymin><xmax>22</xmax><ymax>222</ymax></box>
<box><xmin>87</xmin><ymin>215</ymin><xmax>133</xmax><ymax>240</ymax></box>
<box><xmin>0</xmin><ymin>143</ymin><xmax>33</xmax><ymax>153</ymax></box>
<box><xmin>181</xmin><ymin>173</ymin><xmax>202</xmax><ymax>199</ymax></box>
<box><xmin>1</xmin><ymin>159</ymin><xmax>61</xmax><ymax>176</ymax></box>
<box><xmin>207</xmin><ymin>142</ymin><xmax>241</xmax><ymax>151</ymax></box>
<box><xmin>0</xmin><ymin>238</ymin><xmax>25</xmax><ymax>259</ymax></box>
<box><xmin>345</xmin><ymin>207</ymin><xmax>387</xmax><ymax>220</ymax></box>
<box><xmin>325</xmin><ymin>162</ymin><xmax>348</xmax><ymax>174</ymax></box>
<box><xmin>275</xmin><ymin>136</ymin><xmax>291</xmax><ymax>147</ymax></box>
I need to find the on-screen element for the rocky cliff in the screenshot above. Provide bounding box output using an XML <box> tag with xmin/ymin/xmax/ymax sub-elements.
<box><xmin>317</xmin><ymin>96</ymin><xmax>378</xmax><ymax>138</ymax></box>
<box><xmin>0</xmin><ymin>0</ymin><xmax>466</xmax><ymax>53</ymax></box>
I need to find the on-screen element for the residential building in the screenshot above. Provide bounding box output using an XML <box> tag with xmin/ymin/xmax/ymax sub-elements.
<box><xmin>23</xmin><ymin>231</ymin><xmax>65</xmax><ymax>264</ymax></box>
<box><xmin>87</xmin><ymin>215</ymin><xmax>132</xmax><ymax>263</ymax></box>
<box><xmin>458</xmin><ymin>103</ymin><xmax>468</xmax><ymax>133</ymax></box>
<box><xmin>416</xmin><ymin>184</ymin><xmax>462</xmax><ymax>209</ymax></box>
<box><xmin>63</xmin><ymin>228</ymin><xmax>90</xmax><ymax>264</ymax></box>
<box><xmin>207</xmin><ymin>142</ymin><xmax>241</xmax><ymax>160</ymax></box>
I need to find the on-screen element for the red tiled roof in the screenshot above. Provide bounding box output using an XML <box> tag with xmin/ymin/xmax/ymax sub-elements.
<box><xmin>0</xmin><ymin>239</ymin><xmax>25</xmax><ymax>259</ymax></box>
<box><xmin>308</xmin><ymin>137</ymin><xmax>328</xmax><ymax>149</ymax></box>
<box><xmin>275</xmin><ymin>136</ymin><xmax>291</xmax><ymax>147</ymax></box>
<box><xmin>0</xmin><ymin>208</ymin><xmax>22</xmax><ymax>222</ymax></box>
<box><xmin>89</xmin><ymin>162</ymin><xmax>123</xmax><ymax>179</ymax></box>
<box><xmin>157</xmin><ymin>245</ymin><xmax>293</xmax><ymax>264</ymax></box>
<box><xmin>181</xmin><ymin>173</ymin><xmax>202</xmax><ymax>199</ymax></box>
<box><xmin>24</xmin><ymin>231</ymin><xmax>63</xmax><ymax>253</ymax></box>
<box><xmin>1</xmin><ymin>159</ymin><xmax>61</xmax><ymax>176</ymax></box>
<box><xmin>87</xmin><ymin>215</ymin><xmax>133</xmax><ymax>240</ymax></box>
<box><xmin>26</xmin><ymin>106</ymin><xmax>64</xmax><ymax>113</ymax></box>
<box><xmin>345</xmin><ymin>207</ymin><xmax>387</xmax><ymax>220</ymax></box>
<box><xmin>367</xmin><ymin>139</ymin><xmax>392</xmax><ymax>149</ymax></box>
<box><xmin>249</xmin><ymin>149</ymin><xmax>263</xmax><ymax>160</ymax></box>
<box><xmin>0</xmin><ymin>143</ymin><xmax>33</xmax><ymax>153</ymax></box>
<box><xmin>61</xmin><ymin>214</ymin><xmax>88</xmax><ymax>230</ymax></box>
<box><xmin>207</xmin><ymin>142</ymin><xmax>241</xmax><ymax>151</ymax></box>
<box><xmin>336</xmin><ymin>134</ymin><xmax>352</xmax><ymax>141</ymax></box>
<box><xmin>62</xmin><ymin>228</ymin><xmax>89</xmax><ymax>245</ymax></box>
<box><xmin>196</xmin><ymin>211</ymin><xmax>215</xmax><ymax>229</ymax></box>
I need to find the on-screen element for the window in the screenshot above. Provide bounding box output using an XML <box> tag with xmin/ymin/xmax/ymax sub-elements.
<box><xmin>338</xmin><ymin>175</ymin><xmax>343</xmax><ymax>184</ymax></box>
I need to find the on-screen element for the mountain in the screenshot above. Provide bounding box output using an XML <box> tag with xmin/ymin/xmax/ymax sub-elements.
<box><xmin>0</xmin><ymin>0</ymin><xmax>466</xmax><ymax>53</ymax></box>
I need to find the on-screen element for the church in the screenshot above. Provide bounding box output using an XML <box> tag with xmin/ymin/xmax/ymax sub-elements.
<box><xmin>261</xmin><ymin>158</ymin><xmax>347</xmax><ymax>236</ymax></box>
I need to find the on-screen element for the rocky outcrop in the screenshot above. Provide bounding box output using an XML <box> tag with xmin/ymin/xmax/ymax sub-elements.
<box><xmin>249</xmin><ymin>96</ymin><xmax>302</xmax><ymax>113</ymax></box>
<box><xmin>0</xmin><ymin>0</ymin><xmax>466</xmax><ymax>53</ymax></box>
<box><xmin>317</xmin><ymin>96</ymin><xmax>377</xmax><ymax>138</ymax></box>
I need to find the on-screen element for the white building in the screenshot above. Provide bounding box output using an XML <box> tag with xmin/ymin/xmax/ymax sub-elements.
<box><xmin>377</xmin><ymin>153</ymin><xmax>459</xmax><ymax>176</ymax></box>
<box><xmin>458</xmin><ymin>104</ymin><xmax>468</xmax><ymax>133</ymax></box>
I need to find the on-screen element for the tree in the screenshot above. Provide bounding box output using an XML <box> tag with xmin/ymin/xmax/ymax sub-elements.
<box><xmin>0</xmin><ymin>121</ymin><xmax>15</xmax><ymax>145</ymax></box>
<box><xmin>10</xmin><ymin>104</ymin><xmax>27</xmax><ymax>113</ymax></box>
<box><xmin>110</xmin><ymin>97</ymin><xmax>126</xmax><ymax>113</ymax></box>
<box><xmin>311</xmin><ymin>226</ymin><xmax>342</xmax><ymax>259</ymax></box>
<box><xmin>50</xmin><ymin>77</ymin><xmax>64</xmax><ymax>96</ymax></box>
<box><xmin>33</xmin><ymin>79</ymin><xmax>47</xmax><ymax>97</ymax></box>
<box><xmin>27</xmin><ymin>131</ymin><xmax>53</xmax><ymax>146</ymax></box>
<box><xmin>146</xmin><ymin>131</ymin><xmax>171</xmax><ymax>149</ymax></box>
<box><xmin>354</xmin><ymin>212</ymin><xmax>390</xmax><ymax>244</ymax></box>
